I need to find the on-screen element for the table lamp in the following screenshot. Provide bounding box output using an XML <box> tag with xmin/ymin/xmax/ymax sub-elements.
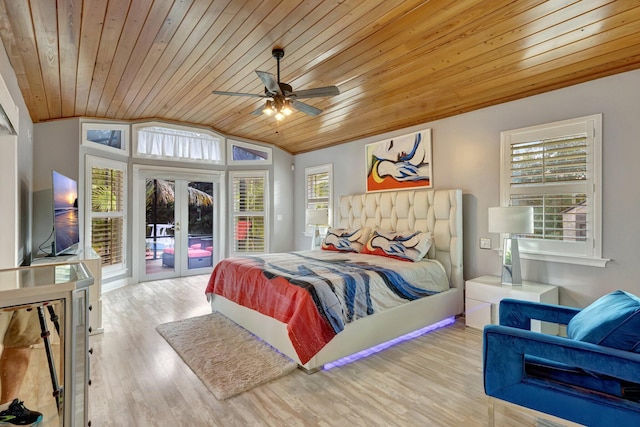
<box><xmin>306</xmin><ymin>208</ymin><xmax>329</xmax><ymax>250</ymax></box>
<box><xmin>488</xmin><ymin>206</ymin><xmax>534</xmax><ymax>285</ymax></box>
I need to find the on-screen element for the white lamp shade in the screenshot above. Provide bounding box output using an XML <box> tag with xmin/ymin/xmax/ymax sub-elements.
<box><xmin>488</xmin><ymin>206</ymin><xmax>534</xmax><ymax>234</ymax></box>
<box><xmin>306</xmin><ymin>208</ymin><xmax>329</xmax><ymax>226</ymax></box>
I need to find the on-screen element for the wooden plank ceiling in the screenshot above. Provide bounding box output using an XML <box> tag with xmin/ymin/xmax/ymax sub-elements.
<box><xmin>1</xmin><ymin>0</ymin><xmax>639</xmax><ymax>154</ymax></box>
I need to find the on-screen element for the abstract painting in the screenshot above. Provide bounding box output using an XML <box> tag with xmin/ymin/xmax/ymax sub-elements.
<box><xmin>365</xmin><ymin>129</ymin><xmax>432</xmax><ymax>192</ymax></box>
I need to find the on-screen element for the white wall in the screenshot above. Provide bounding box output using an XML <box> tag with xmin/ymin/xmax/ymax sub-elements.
<box><xmin>294</xmin><ymin>68</ymin><xmax>640</xmax><ymax>308</ymax></box>
<box><xmin>32</xmin><ymin>118</ymin><xmax>81</xmax><ymax>257</ymax></box>
<box><xmin>0</xmin><ymin>41</ymin><xmax>34</xmax><ymax>266</ymax></box>
<box><xmin>271</xmin><ymin>146</ymin><xmax>295</xmax><ymax>252</ymax></box>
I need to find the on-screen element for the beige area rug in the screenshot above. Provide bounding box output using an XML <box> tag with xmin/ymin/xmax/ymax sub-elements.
<box><xmin>156</xmin><ymin>312</ymin><xmax>298</xmax><ymax>400</ymax></box>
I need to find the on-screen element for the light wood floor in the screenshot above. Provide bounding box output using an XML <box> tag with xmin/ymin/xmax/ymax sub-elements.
<box><xmin>49</xmin><ymin>275</ymin><xmax>580</xmax><ymax>426</ymax></box>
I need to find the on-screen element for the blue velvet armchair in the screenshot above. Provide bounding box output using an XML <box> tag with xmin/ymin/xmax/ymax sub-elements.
<box><xmin>483</xmin><ymin>297</ymin><xmax>640</xmax><ymax>427</ymax></box>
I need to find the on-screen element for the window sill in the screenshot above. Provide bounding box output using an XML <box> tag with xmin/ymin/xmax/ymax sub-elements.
<box><xmin>102</xmin><ymin>266</ymin><xmax>128</xmax><ymax>280</ymax></box>
<box><xmin>495</xmin><ymin>249</ymin><xmax>610</xmax><ymax>268</ymax></box>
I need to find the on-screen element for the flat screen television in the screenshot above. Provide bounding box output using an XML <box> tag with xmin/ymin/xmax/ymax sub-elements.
<box><xmin>52</xmin><ymin>170</ymin><xmax>79</xmax><ymax>256</ymax></box>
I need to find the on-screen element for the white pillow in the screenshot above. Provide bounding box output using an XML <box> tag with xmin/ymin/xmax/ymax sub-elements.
<box><xmin>321</xmin><ymin>227</ymin><xmax>371</xmax><ymax>252</ymax></box>
<box><xmin>361</xmin><ymin>228</ymin><xmax>432</xmax><ymax>262</ymax></box>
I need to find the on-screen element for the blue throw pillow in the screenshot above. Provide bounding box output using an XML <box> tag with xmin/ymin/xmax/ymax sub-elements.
<box><xmin>567</xmin><ymin>290</ymin><xmax>640</xmax><ymax>352</ymax></box>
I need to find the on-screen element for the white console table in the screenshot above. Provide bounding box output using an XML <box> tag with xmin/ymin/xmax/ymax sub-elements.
<box><xmin>32</xmin><ymin>248</ymin><xmax>102</xmax><ymax>335</ymax></box>
<box><xmin>0</xmin><ymin>262</ymin><xmax>93</xmax><ymax>426</ymax></box>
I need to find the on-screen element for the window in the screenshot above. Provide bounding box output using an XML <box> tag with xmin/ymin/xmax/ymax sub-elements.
<box><xmin>133</xmin><ymin>122</ymin><xmax>224</xmax><ymax>164</ymax></box>
<box><xmin>82</xmin><ymin>122</ymin><xmax>129</xmax><ymax>155</ymax></box>
<box><xmin>227</xmin><ymin>139</ymin><xmax>272</xmax><ymax>165</ymax></box>
<box><xmin>305</xmin><ymin>164</ymin><xmax>332</xmax><ymax>234</ymax></box>
<box><xmin>500</xmin><ymin>114</ymin><xmax>607</xmax><ymax>267</ymax></box>
<box><xmin>230</xmin><ymin>171</ymin><xmax>269</xmax><ymax>254</ymax></box>
<box><xmin>86</xmin><ymin>156</ymin><xmax>127</xmax><ymax>275</ymax></box>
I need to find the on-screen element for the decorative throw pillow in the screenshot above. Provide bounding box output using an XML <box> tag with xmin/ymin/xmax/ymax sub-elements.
<box><xmin>567</xmin><ymin>290</ymin><xmax>640</xmax><ymax>352</ymax></box>
<box><xmin>321</xmin><ymin>227</ymin><xmax>371</xmax><ymax>253</ymax></box>
<box><xmin>361</xmin><ymin>229</ymin><xmax>432</xmax><ymax>262</ymax></box>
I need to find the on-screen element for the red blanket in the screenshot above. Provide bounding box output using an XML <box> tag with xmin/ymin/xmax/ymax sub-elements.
<box><xmin>205</xmin><ymin>257</ymin><xmax>336</xmax><ymax>364</ymax></box>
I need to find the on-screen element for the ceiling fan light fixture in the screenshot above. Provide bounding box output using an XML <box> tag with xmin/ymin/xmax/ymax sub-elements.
<box><xmin>274</xmin><ymin>111</ymin><xmax>285</xmax><ymax>121</ymax></box>
<box><xmin>282</xmin><ymin>100</ymin><xmax>293</xmax><ymax>116</ymax></box>
<box><xmin>263</xmin><ymin>100</ymin><xmax>274</xmax><ymax>115</ymax></box>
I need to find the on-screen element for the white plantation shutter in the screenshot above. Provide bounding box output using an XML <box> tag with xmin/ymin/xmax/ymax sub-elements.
<box><xmin>230</xmin><ymin>171</ymin><xmax>268</xmax><ymax>254</ymax></box>
<box><xmin>305</xmin><ymin>164</ymin><xmax>332</xmax><ymax>233</ymax></box>
<box><xmin>306</xmin><ymin>171</ymin><xmax>330</xmax><ymax>209</ymax></box>
<box><xmin>500</xmin><ymin>115</ymin><xmax>605</xmax><ymax>265</ymax></box>
<box><xmin>509</xmin><ymin>135</ymin><xmax>588</xmax><ymax>242</ymax></box>
<box><xmin>510</xmin><ymin>136</ymin><xmax>588</xmax><ymax>185</ymax></box>
<box><xmin>89</xmin><ymin>158</ymin><xmax>126</xmax><ymax>269</ymax></box>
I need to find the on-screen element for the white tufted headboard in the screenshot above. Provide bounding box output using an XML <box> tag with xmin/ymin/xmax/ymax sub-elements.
<box><xmin>337</xmin><ymin>189</ymin><xmax>463</xmax><ymax>290</ymax></box>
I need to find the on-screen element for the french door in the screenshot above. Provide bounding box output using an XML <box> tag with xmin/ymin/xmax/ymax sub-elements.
<box><xmin>134</xmin><ymin>167</ymin><xmax>224</xmax><ymax>282</ymax></box>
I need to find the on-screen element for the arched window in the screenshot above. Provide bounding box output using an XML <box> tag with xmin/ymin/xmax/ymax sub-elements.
<box><xmin>133</xmin><ymin>122</ymin><xmax>224</xmax><ymax>164</ymax></box>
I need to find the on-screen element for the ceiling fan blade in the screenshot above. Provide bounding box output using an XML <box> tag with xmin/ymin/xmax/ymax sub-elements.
<box><xmin>291</xmin><ymin>100</ymin><xmax>322</xmax><ymax>116</ymax></box>
<box><xmin>212</xmin><ymin>90</ymin><xmax>265</xmax><ymax>97</ymax></box>
<box><xmin>289</xmin><ymin>86</ymin><xmax>339</xmax><ymax>99</ymax></box>
<box><xmin>255</xmin><ymin>71</ymin><xmax>282</xmax><ymax>96</ymax></box>
<box><xmin>250</xmin><ymin>105</ymin><xmax>264</xmax><ymax>116</ymax></box>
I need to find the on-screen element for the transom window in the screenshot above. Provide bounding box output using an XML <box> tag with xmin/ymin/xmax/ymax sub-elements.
<box><xmin>82</xmin><ymin>122</ymin><xmax>129</xmax><ymax>155</ymax></box>
<box><xmin>227</xmin><ymin>139</ymin><xmax>272</xmax><ymax>165</ymax></box>
<box><xmin>133</xmin><ymin>122</ymin><xmax>224</xmax><ymax>164</ymax></box>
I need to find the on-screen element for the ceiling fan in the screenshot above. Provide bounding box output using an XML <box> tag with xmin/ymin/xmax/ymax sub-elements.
<box><xmin>212</xmin><ymin>48</ymin><xmax>340</xmax><ymax>120</ymax></box>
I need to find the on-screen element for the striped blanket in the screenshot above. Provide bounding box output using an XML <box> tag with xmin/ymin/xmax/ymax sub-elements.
<box><xmin>206</xmin><ymin>250</ymin><xmax>449</xmax><ymax>364</ymax></box>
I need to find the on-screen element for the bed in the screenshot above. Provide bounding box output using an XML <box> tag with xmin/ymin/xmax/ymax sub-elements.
<box><xmin>206</xmin><ymin>189</ymin><xmax>463</xmax><ymax>372</ymax></box>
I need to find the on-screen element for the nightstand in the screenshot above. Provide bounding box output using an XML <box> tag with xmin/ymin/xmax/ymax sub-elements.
<box><xmin>465</xmin><ymin>275</ymin><xmax>559</xmax><ymax>334</ymax></box>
